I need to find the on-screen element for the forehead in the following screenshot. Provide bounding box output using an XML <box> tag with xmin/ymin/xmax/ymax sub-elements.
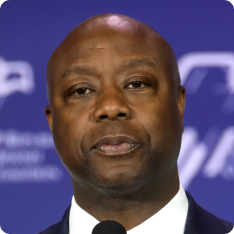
<box><xmin>54</xmin><ymin>30</ymin><xmax>168</xmax><ymax>76</ymax></box>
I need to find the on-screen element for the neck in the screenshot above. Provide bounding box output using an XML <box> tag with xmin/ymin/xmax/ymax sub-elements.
<box><xmin>72</xmin><ymin>171</ymin><xmax>180</xmax><ymax>231</ymax></box>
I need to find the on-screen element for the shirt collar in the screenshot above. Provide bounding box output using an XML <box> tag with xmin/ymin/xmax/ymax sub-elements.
<box><xmin>69</xmin><ymin>184</ymin><xmax>188</xmax><ymax>234</ymax></box>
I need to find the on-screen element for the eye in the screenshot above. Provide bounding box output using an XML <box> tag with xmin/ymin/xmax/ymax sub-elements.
<box><xmin>71</xmin><ymin>87</ymin><xmax>90</xmax><ymax>96</ymax></box>
<box><xmin>71</xmin><ymin>81</ymin><xmax>148</xmax><ymax>96</ymax></box>
<box><xmin>128</xmin><ymin>81</ymin><xmax>147</xmax><ymax>89</ymax></box>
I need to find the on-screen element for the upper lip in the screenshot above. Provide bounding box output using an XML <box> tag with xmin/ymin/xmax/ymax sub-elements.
<box><xmin>92</xmin><ymin>135</ymin><xmax>140</xmax><ymax>150</ymax></box>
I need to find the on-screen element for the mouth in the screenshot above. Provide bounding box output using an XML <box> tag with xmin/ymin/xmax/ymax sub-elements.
<box><xmin>96</xmin><ymin>143</ymin><xmax>140</xmax><ymax>155</ymax></box>
<box><xmin>92</xmin><ymin>135</ymin><xmax>141</xmax><ymax>155</ymax></box>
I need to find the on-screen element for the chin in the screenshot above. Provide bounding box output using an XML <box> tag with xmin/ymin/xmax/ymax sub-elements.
<box><xmin>90</xmin><ymin>169</ymin><xmax>145</xmax><ymax>193</ymax></box>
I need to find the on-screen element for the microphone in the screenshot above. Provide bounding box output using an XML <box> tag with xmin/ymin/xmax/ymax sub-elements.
<box><xmin>92</xmin><ymin>220</ymin><xmax>127</xmax><ymax>234</ymax></box>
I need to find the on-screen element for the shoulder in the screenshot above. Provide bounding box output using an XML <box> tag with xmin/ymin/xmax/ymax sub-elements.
<box><xmin>185</xmin><ymin>191</ymin><xmax>234</xmax><ymax>234</ymax></box>
<box><xmin>38</xmin><ymin>222</ymin><xmax>62</xmax><ymax>234</ymax></box>
<box><xmin>219</xmin><ymin>219</ymin><xmax>234</xmax><ymax>231</ymax></box>
<box><xmin>38</xmin><ymin>206</ymin><xmax>70</xmax><ymax>234</ymax></box>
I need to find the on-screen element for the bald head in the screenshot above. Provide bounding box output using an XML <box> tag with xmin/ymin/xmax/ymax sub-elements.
<box><xmin>46</xmin><ymin>13</ymin><xmax>180</xmax><ymax>101</ymax></box>
<box><xmin>45</xmin><ymin>14</ymin><xmax>186</xmax><ymax>215</ymax></box>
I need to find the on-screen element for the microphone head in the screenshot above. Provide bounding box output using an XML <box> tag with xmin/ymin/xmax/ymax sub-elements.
<box><xmin>92</xmin><ymin>220</ymin><xmax>127</xmax><ymax>234</ymax></box>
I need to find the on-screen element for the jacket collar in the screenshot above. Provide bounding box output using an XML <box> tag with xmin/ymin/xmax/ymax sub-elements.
<box><xmin>184</xmin><ymin>191</ymin><xmax>233</xmax><ymax>234</ymax></box>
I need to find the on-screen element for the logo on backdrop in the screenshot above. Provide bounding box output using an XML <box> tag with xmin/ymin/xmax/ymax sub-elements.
<box><xmin>0</xmin><ymin>0</ymin><xmax>8</xmax><ymax>8</ymax></box>
<box><xmin>0</xmin><ymin>226</ymin><xmax>7</xmax><ymax>234</ymax></box>
<box><xmin>0</xmin><ymin>57</ymin><xmax>34</xmax><ymax>111</ymax></box>
<box><xmin>226</xmin><ymin>0</ymin><xmax>234</xmax><ymax>8</ymax></box>
<box><xmin>0</xmin><ymin>57</ymin><xmax>62</xmax><ymax>183</ymax></box>
<box><xmin>178</xmin><ymin>52</ymin><xmax>234</xmax><ymax>188</ymax></box>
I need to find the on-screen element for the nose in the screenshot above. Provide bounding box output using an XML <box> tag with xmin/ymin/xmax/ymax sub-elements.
<box><xmin>92</xmin><ymin>87</ymin><xmax>132</xmax><ymax>122</ymax></box>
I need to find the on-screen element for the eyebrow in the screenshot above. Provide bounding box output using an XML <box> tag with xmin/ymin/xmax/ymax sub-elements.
<box><xmin>61</xmin><ymin>58</ymin><xmax>157</xmax><ymax>80</ymax></box>
<box><xmin>120</xmin><ymin>58</ymin><xmax>157</xmax><ymax>71</ymax></box>
<box><xmin>61</xmin><ymin>66</ymin><xmax>99</xmax><ymax>79</ymax></box>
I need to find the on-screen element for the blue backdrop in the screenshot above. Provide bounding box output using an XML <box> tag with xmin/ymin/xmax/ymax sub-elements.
<box><xmin>0</xmin><ymin>0</ymin><xmax>234</xmax><ymax>233</ymax></box>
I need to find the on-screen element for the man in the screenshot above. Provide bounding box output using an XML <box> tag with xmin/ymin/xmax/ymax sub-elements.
<box><xmin>40</xmin><ymin>13</ymin><xmax>234</xmax><ymax>234</ymax></box>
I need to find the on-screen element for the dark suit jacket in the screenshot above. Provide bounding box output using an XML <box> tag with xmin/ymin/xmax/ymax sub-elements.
<box><xmin>38</xmin><ymin>191</ymin><xmax>234</xmax><ymax>234</ymax></box>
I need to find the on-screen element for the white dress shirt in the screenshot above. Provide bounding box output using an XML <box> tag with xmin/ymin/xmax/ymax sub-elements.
<box><xmin>69</xmin><ymin>184</ymin><xmax>189</xmax><ymax>234</ymax></box>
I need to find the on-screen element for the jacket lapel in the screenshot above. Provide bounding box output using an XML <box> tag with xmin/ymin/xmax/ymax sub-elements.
<box><xmin>56</xmin><ymin>205</ymin><xmax>70</xmax><ymax>234</ymax></box>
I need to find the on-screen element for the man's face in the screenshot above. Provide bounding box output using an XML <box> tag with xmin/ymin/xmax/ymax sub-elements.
<box><xmin>46</xmin><ymin>28</ymin><xmax>185</xmax><ymax>192</ymax></box>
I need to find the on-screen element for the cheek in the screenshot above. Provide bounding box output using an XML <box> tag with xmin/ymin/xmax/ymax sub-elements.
<box><xmin>140</xmin><ymin>98</ymin><xmax>182</xmax><ymax>164</ymax></box>
<box><xmin>51</xmin><ymin>108</ymin><xmax>87</xmax><ymax>170</ymax></box>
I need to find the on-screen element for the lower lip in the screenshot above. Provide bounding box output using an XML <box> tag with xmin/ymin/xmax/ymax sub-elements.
<box><xmin>94</xmin><ymin>143</ymin><xmax>140</xmax><ymax>155</ymax></box>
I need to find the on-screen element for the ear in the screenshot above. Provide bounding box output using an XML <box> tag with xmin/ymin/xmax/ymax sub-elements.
<box><xmin>45</xmin><ymin>105</ymin><xmax>53</xmax><ymax>132</ymax></box>
<box><xmin>177</xmin><ymin>85</ymin><xmax>186</xmax><ymax>130</ymax></box>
